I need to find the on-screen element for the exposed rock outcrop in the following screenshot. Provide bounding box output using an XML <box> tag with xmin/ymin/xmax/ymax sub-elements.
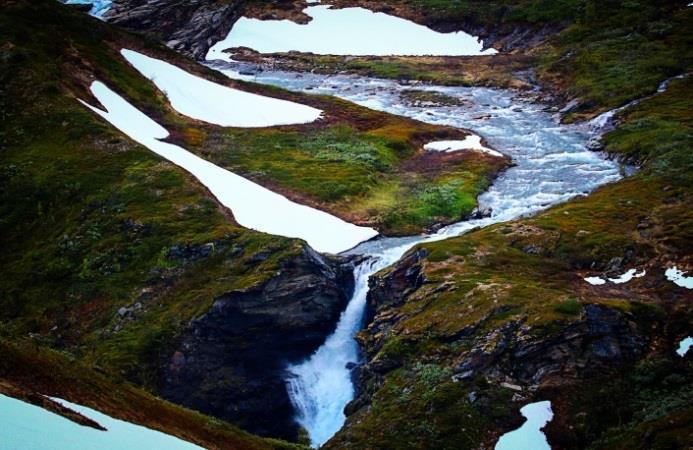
<box><xmin>160</xmin><ymin>245</ymin><xmax>356</xmax><ymax>441</ymax></box>
<box><xmin>106</xmin><ymin>0</ymin><xmax>244</xmax><ymax>59</ymax></box>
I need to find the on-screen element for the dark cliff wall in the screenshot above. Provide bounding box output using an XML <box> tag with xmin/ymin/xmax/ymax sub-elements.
<box><xmin>160</xmin><ymin>246</ymin><xmax>356</xmax><ymax>441</ymax></box>
<box><xmin>106</xmin><ymin>0</ymin><xmax>244</xmax><ymax>59</ymax></box>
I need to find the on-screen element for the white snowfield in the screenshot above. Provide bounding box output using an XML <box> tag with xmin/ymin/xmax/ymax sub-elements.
<box><xmin>665</xmin><ymin>266</ymin><xmax>693</xmax><ymax>289</ymax></box>
<box><xmin>207</xmin><ymin>5</ymin><xmax>497</xmax><ymax>60</ymax></box>
<box><xmin>495</xmin><ymin>400</ymin><xmax>554</xmax><ymax>450</ymax></box>
<box><xmin>584</xmin><ymin>268</ymin><xmax>646</xmax><ymax>286</ymax></box>
<box><xmin>80</xmin><ymin>81</ymin><xmax>378</xmax><ymax>254</ymax></box>
<box><xmin>677</xmin><ymin>337</ymin><xmax>693</xmax><ymax>357</ymax></box>
<box><xmin>121</xmin><ymin>49</ymin><xmax>322</xmax><ymax>127</ymax></box>
<box><xmin>0</xmin><ymin>394</ymin><xmax>202</xmax><ymax>450</ymax></box>
<box><xmin>424</xmin><ymin>137</ymin><xmax>504</xmax><ymax>157</ymax></box>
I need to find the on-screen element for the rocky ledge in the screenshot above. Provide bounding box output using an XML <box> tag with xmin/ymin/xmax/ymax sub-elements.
<box><xmin>160</xmin><ymin>245</ymin><xmax>356</xmax><ymax>441</ymax></box>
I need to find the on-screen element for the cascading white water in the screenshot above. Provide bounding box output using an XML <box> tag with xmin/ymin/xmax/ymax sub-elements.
<box><xmin>210</xmin><ymin>62</ymin><xmax>626</xmax><ymax>447</ymax></box>
<box><xmin>286</xmin><ymin>258</ymin><xmax>383</xmax><ymax>446</ymax></box>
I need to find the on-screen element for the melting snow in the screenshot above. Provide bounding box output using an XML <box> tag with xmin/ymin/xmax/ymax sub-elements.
<box><xmin>424</xmin><ymin>136</ymin><xmax>504</xmax><ymax>157</ymax></box>
<box><xmin>121</xmin><ymin>49</ymin><xmax>322</xmax><ymax>127</ymax></box>
<box><xmin>495</xmin><ymin>400</ymin><xmax>554</xmax><ymax>450</ymax></box>
<box><xmin>207</xmin><ymin>5</ymin><xmax>496</xmax><ymax>60</ymax></box>
<box><xmin>677</xmin><ymin>337</ymin><xmax>693</xmax><ymax>357</ymax></box>
<box><xmin>608</xmin><ymin>268</ymin><xmax>646</xmax><ymax>284</ymax></box>
<box><xmin>79</xmin><ymin>81</ymin><xmax>377</xmax><ymax>254</ymax></box>
<box><xmin>0</xmin><ymin>394</ymin><xmax>202</xmax><ymax>450</ymax></box>
<box><xmin>584</xmin><ymin>268</ymin><xmax>645</xmax><ymax>285</ymax></box>
<box><xmin>665</xmin><ymin>266</ymin><xmax>693</xmax><ymax>289</ymax></box>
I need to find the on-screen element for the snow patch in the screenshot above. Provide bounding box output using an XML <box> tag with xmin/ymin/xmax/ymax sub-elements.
<box><xmin>608</xmin><ymin>268</ymin><xmax>646</xmax><ymax>284</ymax></box>
<box><xmin>424</xmin><ymin>136</ymin><xmax>504</xmax><ymax>157</ymax></box>
<box><xmin>495</xmin><ymin>401</ymin><xmax>554</xmax><ymax>450</ymax></box>
<box><xmin>79</xmin><ymin>81</ymin><xmax>377</xmax><ymax>254</ymax></box>
<box><xmin>665</xmin><ymin>266</ymin><xmax>693</xmax><ymax>289</ymax></box>
<box><xmin>121</xmin><ymin>49</ymin><xmax>322</xmax><ymax>127</ymax></box>
<box><xmin>584</xmin><ymin>268</ymin><xmax>645</xmax><ymax>285</ymax></box>
<box><xmin>0</xmin><ymin>394</ymin><xmax>202</xmax><ymax>450</ymax></box>
<box><xmin>677</xmin><ymin>337</ymin><xmax>693</xmax><ymax>357</ymax></box>
<box><xmin>207</xmin><ymin>5</ymin><xmax>496</xmax><ymax>60</ymax></box>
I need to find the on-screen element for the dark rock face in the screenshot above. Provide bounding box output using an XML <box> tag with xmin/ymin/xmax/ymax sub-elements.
<box><xmin>454</xmin><ymin>304</ymin><xmax>646</xmax><ymax>386</ymax></box>
<box><xmin>365</xmin><ymin>248</ymin><xmax>427</xmax><ymax>326</ymax></box>
<box><xmin>106</xmin><ymin>0</ymin><xmax>244</xmax><ymax>59</ymax></box>
<box><xmin>160</xmin><ymin>246</ymin><xmax>356</xmax><ymax>441</ymax></box>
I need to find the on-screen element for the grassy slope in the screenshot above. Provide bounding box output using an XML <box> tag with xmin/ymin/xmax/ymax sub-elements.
<box><xmin>196</xmin><ymin>123</ymin><xmax>507</xmax><ymax>234</ymax></box>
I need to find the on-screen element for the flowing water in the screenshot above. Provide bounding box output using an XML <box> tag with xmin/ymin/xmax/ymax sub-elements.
<box><xmin>211</xmin><ymin>63</ymin><xmax>624</xmax><ymax>447</ymax></box>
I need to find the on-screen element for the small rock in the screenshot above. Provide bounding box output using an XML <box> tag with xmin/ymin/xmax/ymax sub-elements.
<box><xmin>500</xmin><ymin>382</ymin><xmax>523</xmax><ymax>391</ymax></box>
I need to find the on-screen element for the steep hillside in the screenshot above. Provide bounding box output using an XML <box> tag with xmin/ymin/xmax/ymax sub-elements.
<box><xmin>329</xmin><ymin>43</ymin><xmax>693</xmax><ymax>450</ymax></box>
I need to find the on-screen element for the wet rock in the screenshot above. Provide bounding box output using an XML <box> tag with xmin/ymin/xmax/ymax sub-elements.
<box><xmin>470</xmin><ymin>206</ymin><xmax>493</xmax><ymax>219</ymax></box>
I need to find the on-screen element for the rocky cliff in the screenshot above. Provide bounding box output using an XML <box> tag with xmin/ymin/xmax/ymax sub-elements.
<box><xmin>160</xmin><ymin>246</ymin><xmax>356</xmax><ymax>441</ymax></box>
<box><xmin>106</xmin><ymin>0</ymin><xmax>244</xmax><ymax>59</ymax></box>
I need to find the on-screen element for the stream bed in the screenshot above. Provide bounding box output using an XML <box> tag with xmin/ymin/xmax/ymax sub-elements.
<box><xmin>211</xmin><ymin>63</ymin><xmax>624</xmax><ymax>447</ymax></box>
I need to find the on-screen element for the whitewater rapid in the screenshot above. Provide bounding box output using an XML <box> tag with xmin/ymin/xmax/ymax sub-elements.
<box><xmin>211</xmin><ymin>63</ymin><xmax>623</xmax><ymax>447</ymax></box>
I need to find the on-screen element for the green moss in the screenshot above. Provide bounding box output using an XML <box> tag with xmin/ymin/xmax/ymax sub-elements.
<box><xmin>554</xmin><ymin>299</ymin><xmax>583</xmax><ymax>316</ymax></box>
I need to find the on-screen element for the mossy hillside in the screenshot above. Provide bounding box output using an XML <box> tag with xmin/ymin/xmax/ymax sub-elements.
<box><xmin>409</xmin><ymin>0</ymin><xmax>692</xmax><ymax>118</ymax></box>
<box><xmin>0</xmin><ymin>0</ymin><xmax>303</xmax><ymax>386</ymax></box>
<box><xmin>330</xmin><ymin>30</ymin><xmax>693</xmax><ymax>449</ymax></box>
<box><xmin>549</xmin><ymin>357</ymin><xmax>693</xmax><ymax>450</ymax></box>
<box><xmin>0</xmin><ymin>339</ymin><xmax>305</xmax><ymax>450</ymax></box>
<box><xmin>329</xmin><ymin>205</ymin><xmax>692</xmax><ymax>448</ymax></box>
<box><xmin>541</xmin><ymin>1</ymin><xmax>692</xmax><ymax>120</ymax></box>
<box><xmin>198</xmin><ymin>125</ymin><xmax>507</xmax><ymax>235</ymax></box>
